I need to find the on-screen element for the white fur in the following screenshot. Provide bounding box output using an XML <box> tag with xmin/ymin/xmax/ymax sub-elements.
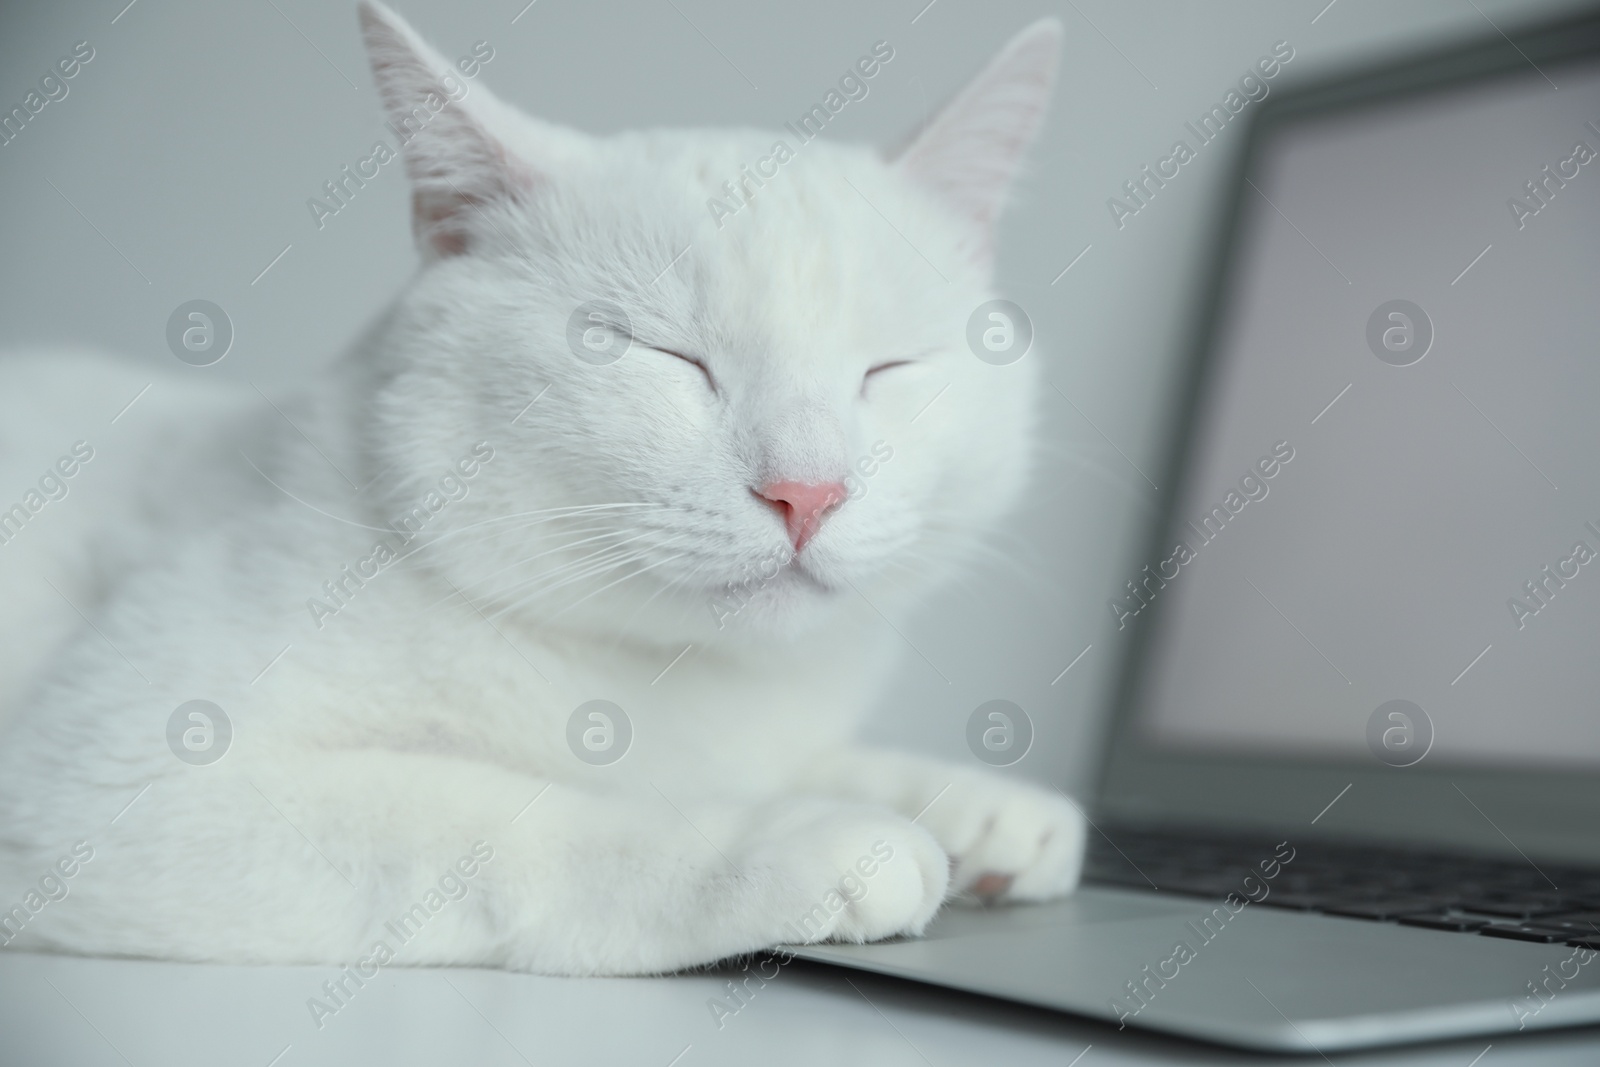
<box><xmin>0</xmin><ymin>1</ymin><xmax>1084</xmax><ymax>976</ymax></box>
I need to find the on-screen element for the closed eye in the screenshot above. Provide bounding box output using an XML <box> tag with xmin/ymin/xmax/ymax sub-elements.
<box><xmin>650</xmin><ymin>346</ymin><xmax>716</xmax><ymax>393</ymax></box>
<box><xmin>862</xmin><ymin>359</ymin><xmax>914</xmax><ymax>396</ymax></box>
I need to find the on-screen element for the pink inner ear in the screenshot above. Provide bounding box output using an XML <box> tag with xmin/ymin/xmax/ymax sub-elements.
<box><xmin>889</xmin><ymin>20</ymin><xmax>1062</xmax><ymax>249</ymax></box>
<box><xmin>414</xmin><ymin>193</ymin><xmax>470</xmax><ymax>256</ymax></box>
<box><xmin>412</xmin><ymin>147</ymin><xmax>538</xmax><ymax>256</ymax></box>
<box><xmin>358</xmin><ymin>0</ymin><xmax>537</xmax><ymax>258</ymax></box>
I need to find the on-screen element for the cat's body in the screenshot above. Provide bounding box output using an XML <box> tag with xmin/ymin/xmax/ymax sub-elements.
<box><xmin>0</xmin><ymin>2</ymin><xmax>1084</xmax><ymax>976</ymax></box>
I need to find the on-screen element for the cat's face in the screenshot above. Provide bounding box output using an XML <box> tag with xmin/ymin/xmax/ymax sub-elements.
<box><xmin>358</xmin><ymin>2</ymin><xmax>1060</xmax><ymax>646</ymax></box>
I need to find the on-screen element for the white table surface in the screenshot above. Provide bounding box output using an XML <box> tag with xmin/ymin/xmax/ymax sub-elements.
<box><xmin>4</xmin><ymin>947</ymin><xmax>1600</xmax><ymax>1066</ymax></box>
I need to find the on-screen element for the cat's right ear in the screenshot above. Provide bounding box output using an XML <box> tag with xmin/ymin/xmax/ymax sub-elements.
<box><xmin>357</xmin><ymin>0</ymin><xmax>535</xmax><ymax>257</ymax></box>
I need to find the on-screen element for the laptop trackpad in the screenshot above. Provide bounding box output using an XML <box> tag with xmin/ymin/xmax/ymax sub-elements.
<box><xmin>793</xmin><ymin>886</ymin><xmax>1600</xmax><ymax>1051</ymax></box>
<box><xmin>910</xmin><ymin>885</ymin><xmax>1197</xmax><ymax>942</ymax></box>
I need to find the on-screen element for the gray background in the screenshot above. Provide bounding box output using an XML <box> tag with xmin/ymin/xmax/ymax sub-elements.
<box><xmin>0</xmin><ymin>0</ymin><xmax>1586</xmax><ymax>801</ymax></box>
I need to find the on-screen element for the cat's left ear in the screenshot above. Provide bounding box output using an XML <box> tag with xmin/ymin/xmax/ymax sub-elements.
<box><xmin>357</xmin><ymin>0</ymin><xmax>535</xmax><ymax>256</ymax></box>
<box><xmin>890</xmin><ymin>19</ymin><xmax>1062</xmax><ymax>251</ymax></box>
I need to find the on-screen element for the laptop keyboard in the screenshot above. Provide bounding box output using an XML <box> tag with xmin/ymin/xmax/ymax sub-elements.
<box><xmin>1084</xmin><ymin>826</ymin><xmax>1600</xmax><ymax>949</ymax></box>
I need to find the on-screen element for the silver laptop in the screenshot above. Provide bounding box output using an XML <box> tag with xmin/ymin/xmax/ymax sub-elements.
<box><xmin>794</xmin><ymin>8</ymin><xmax>1600</xmax><ymax>1053</ymax></box>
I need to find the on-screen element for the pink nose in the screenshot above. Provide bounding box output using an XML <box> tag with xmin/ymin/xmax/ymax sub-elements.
<box><xmin>758</xmin><ymin>480</ymin><xmax>847</xmax><ymax>552</ymax></box>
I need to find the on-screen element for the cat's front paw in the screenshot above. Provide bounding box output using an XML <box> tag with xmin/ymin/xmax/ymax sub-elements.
<box><xmin>743</xmin><ymin>801</ymin><xmax>949</xmax><ymax>945</ymax></box>
<box><xmin>917</xmin><ymin>775</ymin><xmax>1086</xmax><ymax>905</ymax></box>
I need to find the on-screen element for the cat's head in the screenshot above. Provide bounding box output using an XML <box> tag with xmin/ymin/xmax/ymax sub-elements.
<box><xmin>356</xmin><ymin>1</ymin><xmax>1060</xmax><ymax>647</ymax></box>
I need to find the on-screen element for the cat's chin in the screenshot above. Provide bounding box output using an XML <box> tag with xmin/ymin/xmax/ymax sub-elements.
<box><xmin>710</xmin><ymin>561</ymin><xmax>841</xmax><ymax>624</ymax></box>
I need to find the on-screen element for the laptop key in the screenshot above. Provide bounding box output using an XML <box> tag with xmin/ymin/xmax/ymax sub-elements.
<box><xmin>1456</xmin><ymin>899</ymin><xmax>1572</xmax><ymax>919</ymax></box>
<box><xmin>1397</xmin><ymin>914</ymin><xmax>1491</xmax><ymax>932</ymax></box>
<box><xmin>1323</xmin><ymin>900</ymin><xmax>1443</xmax><ymax>920</ymax></box>
<box><xmin>1251</xmin><ymin>892</ymin><xmax>1338</xmax><ymax>911</ymax></box>
<box><xmin>1479</xmin><ymin>924</ymin><xmax>1570</xmax><ymax>943</ymax></box>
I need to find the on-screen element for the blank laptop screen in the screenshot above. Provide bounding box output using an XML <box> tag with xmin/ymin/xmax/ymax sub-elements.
<box><xmin>1134</xmin><ymin>58</ymin><xmax>1600</xmax><ymax>768</ymax></box>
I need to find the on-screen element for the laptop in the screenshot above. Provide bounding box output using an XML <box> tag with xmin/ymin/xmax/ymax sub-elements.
<box><xmin>792</xmin><ymin>7</ymin><xmax>1600</xmax><ymax>1053</ymax></box>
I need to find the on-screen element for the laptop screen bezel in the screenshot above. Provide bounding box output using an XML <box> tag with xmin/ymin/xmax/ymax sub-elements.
<box><xmin>1094</xmin><ymin>6</ymin><xmax>1600</xmax><ymax>866</ymax></box>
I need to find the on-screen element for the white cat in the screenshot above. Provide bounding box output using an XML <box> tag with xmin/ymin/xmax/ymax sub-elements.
<box><xmin>0</xmin><ymin>1</ymin><xmax>1084</xmax><ymax>976</ymax></box>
